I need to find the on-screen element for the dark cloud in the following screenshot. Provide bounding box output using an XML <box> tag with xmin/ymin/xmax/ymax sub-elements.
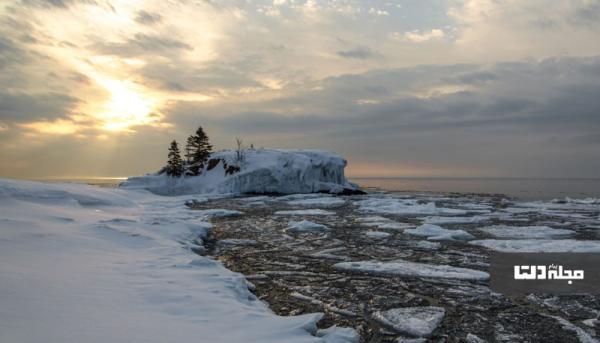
<box><xmin>93</xmin><ymin>33</ymin><xmax>192</xmax><ymax>57</ymax></box>
<box><xmin>0</xmin><ymin>91</ymin><xmax>79</xmax><ymax>122</ymax></box>
<box><xmin>135</xmin><ymin>10</ymin><xmax>162</xmax><ymax>25</ymax></box>
<box><xmin>163</xmin><ymin>56</ymin><xmax>600</xmax><ymax>177</ymax></box>
<box><xmin>337</xmin><ymin>46</ymin><xmax>379</xmax><ymax>60</ymax></box>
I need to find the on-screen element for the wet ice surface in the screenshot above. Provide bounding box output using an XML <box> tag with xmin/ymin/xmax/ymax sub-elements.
<box><xmin>192</xmin><ymin>192</ymin><xmax>600</xmax><ymax>342</ymax></box>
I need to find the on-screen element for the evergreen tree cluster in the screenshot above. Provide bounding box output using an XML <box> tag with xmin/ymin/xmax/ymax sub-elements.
<box><xmin>166</xmin><ymin>126</ymin><xmax>213</xmax><ymax>177</ymax></box>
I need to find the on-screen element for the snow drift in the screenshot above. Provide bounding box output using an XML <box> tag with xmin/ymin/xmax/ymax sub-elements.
<box><xmin>121</xmin><ymin>149</ymin><xmax>362</xmax><ymax>196</ymax></box>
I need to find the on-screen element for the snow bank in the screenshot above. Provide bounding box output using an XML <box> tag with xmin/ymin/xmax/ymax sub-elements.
<box><xmin>470</xmin><ymin>239</ymin><xmax>600</xmax><ymax>252</ymax></box>
<box><xmin>405</xmin><ymin>224</ymin><xmax>475</xmax><ymax>241</ymax></box>
<box><xmin>373</xmin><ymin>307</ymin><xmax>445</xmax><ymax>338</ymax></box>
<box><xmin>0</xmin><ymin>178</ymin><xmax>355</xmax><ymax>343</ymax></box>
<box><xmin>121</xmin><ymin>149</ymin><xmax>361</xmax><ymax>196</ymax></box>
<box><xmin>478</xmin><ymin>225</ymin><xmax>574</xmax><ymax>239</ymax></box>
<box><xmin>334</xmin><ymin>260</ymin><xmax>489</xmax><ymax>280</ymax></box>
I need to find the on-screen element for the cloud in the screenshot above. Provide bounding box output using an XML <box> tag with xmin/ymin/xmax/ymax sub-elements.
<box><xmin>135</xmin><ymin>10</ymin><xmax>162</xmax><ymax>25</ymax></box>
<box><xmin>337</xmin><ymin>46</ymin><xmax>379</xmax><ymax>60</ymax></box>
<box><xmin>400</xmin><ymin>29</ymin><xmax>445</xmax><ymax>43</ymax></box>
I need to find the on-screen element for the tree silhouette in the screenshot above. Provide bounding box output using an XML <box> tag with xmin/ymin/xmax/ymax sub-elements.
<box><xmin>166</xmin><ymin>140</ymin><xmax>184</xmax><ymax>177</ymax></box>
<box><xmin>186</xmin><ymin>126</ymin><xmax>213</xmax><ymax>175</ymax></box>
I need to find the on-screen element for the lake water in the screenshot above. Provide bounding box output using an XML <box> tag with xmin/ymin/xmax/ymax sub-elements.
<box><xmin>351</xmin><ymin>177</ymin><xmax>600</xmax><ymax>201</ymax></box>
<box><xmin>37</xmin><ymin>177</ymin><xmax>600</xmax><ymax>201</ymax></box>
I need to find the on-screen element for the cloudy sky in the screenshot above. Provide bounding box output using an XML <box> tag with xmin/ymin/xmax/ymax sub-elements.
<box><xmin>1</xmin><ymin>0</ymin><xmax>599</xmax><ymax>179</ymax></box>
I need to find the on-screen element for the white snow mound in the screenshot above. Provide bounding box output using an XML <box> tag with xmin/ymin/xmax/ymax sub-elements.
<box><xmin>121</xmin><ymin>149</ymin><xmax>360</xmax><ymax>195</ymax></box>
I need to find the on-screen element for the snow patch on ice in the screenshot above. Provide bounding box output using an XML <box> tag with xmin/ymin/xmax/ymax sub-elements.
<box><xmin>334</xmin><ymin>260</ymin><xmax>489</xmax><ymax>280</ymax></box>
<box><xmin>405</xmin><ymin>224</ymin><xmax>475</xmax><ymax>241</ymax></box>
<box><xmin>355</xmin><ymin>197</ymin><xmax>466</xmax><ymax>215</ymax></box>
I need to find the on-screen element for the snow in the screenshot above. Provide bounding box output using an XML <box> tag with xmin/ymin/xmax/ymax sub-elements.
<box><xmin>419</xmin><ymin>215</ymin><xmax>488</xmax><ymax>225</ymax></box>
<box><xmin>365</xmin><ymin>231</ymin><xmax>392</xmax><ymax>239</ymax></box>
<box><xmin>470</xmin><ymin>239</ymin><xmax>600</xmax><ymax>252</ymax></box>
<box><xmin>288</xmin><ymin>197</ymin><xmax>346</xmax><ymax>207</ymax></box>
<box><xmin>478</xmin><ymin>225</ymin><xmax>575</xmax><ymax>239</ymax></box>
<box><xmin>121</xmin><ymin>149</ymin><xmax>360</xmax><ymax>196</ymax></box>
<box><xmin>0</xmin><ymin>178</ymin><xmax>355</xmax><ymax>343</ymax></box>
<box><xmin>355</xmin><ymin>197</ymin><xmax>466</xmax><ymax>215</ymax></box>
<box><xmin>404</xmin><ymin>224</ymin><xmax>475</xmax><ymax>241</ymax></box>
<box><xmin>275</xmin><ymin>209</ymin><xmax>336</xmax><ymax>216</ymax></box>
<box><xmin>333</xmin><ymin>260</ymin><xmax>489</xmax><ymax>280</ymax></box>
<box><xmin>287</xmin><ymin>220</ymin><xmax>330</xmax><ymax>233</ymax></box>
<box><xmin>372</xmin><ymin>306</ymin><xmax>445</xmax><ymax>338</ymax></box>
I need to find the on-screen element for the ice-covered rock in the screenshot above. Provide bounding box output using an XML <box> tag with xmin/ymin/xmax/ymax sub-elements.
<box><xmin>121</xmin><ymin>149</ymin><xmax>361</xmax><ymax>196</ymax></box>
<box><xmin>478</xmin><ymin>225</ymin><xmax>575</xmax><ymax>239</ymax></box>
<box><xmin>334</xmin><ymin>259</ymin><xmax>489</xmax><ymax>280</ymax></box>
<box><xmin>372</xmin><ymin>306</ymin><xmax>445</xmax><ymax>337</ymax></box>
<box><xmin>405</xmin><ymin>224</ymin><xmax>475</xmax><ymax>241</ymax></box>
<box><xmin>287</xmin><ymin>220</ymin><xmax>329</xmax><ymax>233</ymax></box>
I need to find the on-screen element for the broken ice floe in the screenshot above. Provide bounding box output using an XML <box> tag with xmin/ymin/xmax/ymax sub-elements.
<box><xmin>355</xmin><ymin>198</ymin><xmax>467</xmax><ymax>215</ymax></box>
<box><xmin>470</xmin><ymin>239</ymin><xmax>600</xmax><ymax>252</ymax></box>
<box><xmin>372</xmin><ymin>306</ymin><xmax>445</xmax><ymax>337</ymax></box>
<box><xmin>287</xmin><ymin>220</ymin><xmax>329</xmax><ymax>233</ymax></box>
<box><xmin>194</xmin><ymin>208</ymin><xmax>243</xmax><ymax>218</ymax></box>
<box><xmin>405</xmin><ymin>224</ymin><xmax>475</xmax><ymax>241</ymax></box>
<box><xmin>419</xmin><ymin>215</ymin><xmax>489</xmax><ymax>225</ymax></box>
<box><xmin>365</xmin><ymin>231</ymin><xmax>392</xmax><ymax>239</ymax></box>
<box><xmin>334</xmin><ymin>260</ymin><xmax>489</xmax><ymax>280</ymax></box>
<box><xmin>287</xmin><ymin>197</ymin><xmax>346</xmax><ymax>207</ymax></box>
<box><xmin>478</xmin><ymin>225</ymin><xmax>575</xmax><ymax>239</ymax></box>
<box><xmin>274</xmin><ymin>209</ymin><xmax>335</xmax><ymax>216</ymax></box>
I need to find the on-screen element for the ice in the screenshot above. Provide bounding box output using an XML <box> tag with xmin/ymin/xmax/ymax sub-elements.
<box><xmin>334</xmin><ymin>260</ymin><xmax>489</xmax><ymax>280</ymax></box>
<box><xmin>420</xmin><ymin>216</ymin><xmax>488</xmax><ymax>225</ymax></box>
<box><xmin>357</xmin><ymin>216</ymin><xmax>414</xmax><ymax>230</ymax></box>
<box><xmin>288</xmin><ymin>197</ymin><xmax>346</xmax><ymax>207</ymax></box>
<box><xmin>470</xmin><ymin>239</ymin><xmax>600</xmax><ymax>252</ymax></box>
<box><xmin>478</xmin><ymin>225</ymin><xmax>575</xmax><ymax>239</ymax></box>
<box><xmin>121</xmin><ymin>149</ymin><xmax>360</xmax><ymax>195</ymax></box>
<box><xmin>218</xmin><ymin>238</ymin><xmax>257</xmax><ymax>246</ymax></box>
<box><xmin>287</xmin><ymin>220</ymin><xmax>330</xmax><ymax>233</ymax></box>
<box><xmin>405</xmin><ymin>224</ymin><xmax>475</xmax><ymax>241</ymax></box>
<box><xmin>546</xmin><ymin>315</ymin><xmax>599</xmax><ymax>343</ymax></box>
<box><xmin>0</xmin><ymin>178</ymin><xmax>356</xmax><ymax>343</ymax></box>
<box><xmin>275</xmin><ymin>209</ymin><xmax>336</xmax><ymax>216</ymax></box>
<box><xmin>194</xmin><ymin>208</ymin><xmax>243</xmax><ymax>218</ymax></box>
<box><xmin>355</xmin><ymin>197</ymin><xmax>466</xmax><ymax>215</ymax></box>
<box><xmin>372</xmin><ymin>306</ymin><xmax>445</xmax><ymax>337</ymax></box>
<box><xmin>365</xmin><ymin>231</ymin><xmax>391</xmax><ymax>239</ymax></box>
<box><xmin>413</xmin><ymin>240</ymin><xmax>442</xmax><ymax>250</ymax></box>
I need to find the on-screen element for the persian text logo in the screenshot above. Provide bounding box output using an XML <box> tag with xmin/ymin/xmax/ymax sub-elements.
<box><xmin>514</xmin><ymin>264</ymin><xmax>584</xmax><ymax>285</ymax></box>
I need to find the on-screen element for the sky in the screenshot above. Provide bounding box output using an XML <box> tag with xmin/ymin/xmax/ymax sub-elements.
<box><xmin>1</xmin><ymin>0</ymin><xmax>599</xmax><ymax>179</ymax></box>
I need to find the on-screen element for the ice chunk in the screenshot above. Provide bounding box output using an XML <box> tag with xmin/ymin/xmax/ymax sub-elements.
<box><xmin>287</xmin><ymin>220</ymin><xmax>329</xmax><ymax>232</ymax></box>
<box><xmin>478</xmin><ymin>225</ymin><xmax>575</xmax><ymax>239</ymax></box>
<box><xmin>470</xmin><ymin>239</ymin><xmax>600</xmax><ymax>252</ymax></box>
<box><xmin>420</xmin><ymin>216</ymin><xmax>488</xmax><ymax>225</ymax></box>
<box><xmin>275</xmin><ymin>209</ymin><xmax>335</xmax><ymax>216</ymax></box>
<box><xmin>334</xmin><ymin>260</ymin><xmax>489</xmax><ymax>280</ymax></box>
<box><xmin>365</xmin><ymin>231</ymin><xmax>391</xmax><ymax>239</ymax></box>
<box><xmin>405</xmin><ymin>224</ymin><xmax>475</xmax><ymax>241</ymax></box>
<box><xmin>372</xmin><ymin>306</ymin><xmax>445</xmax><ymax>337</ymax></box>
<box><xmin>287</xmin><ymin>197</ymin><xmax>346</xmax><ymax>207</ymax></box>
<box><xmin>195</xmin><ymin>208</ymin><xmax>242</xmax><ymax>218</ymax></box>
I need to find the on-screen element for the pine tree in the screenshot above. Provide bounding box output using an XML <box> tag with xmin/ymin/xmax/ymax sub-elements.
<box><xmin>166</xmin><ymin>140</ymin><xmax>184</xmax><ymax>177</ymax></box>
<box><xmin>186</xmin><ymin>126</ymin><xmax>213</xmax><ymax>175</ymax></box>
<box><xmin>185</xmin><ymin>135</ymin><xmax>195</xmax><ymax>164</ymax></box>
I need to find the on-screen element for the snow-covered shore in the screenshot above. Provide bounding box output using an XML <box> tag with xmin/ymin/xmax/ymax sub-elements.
<box><xmin>0</xmin><ymin>178</ymin><xmax>356</xmax><ymax>343</ymax></box>
<box><xmin>121</xmin><ymin>149</ymin><xmax>361</xmax><ymax>196</ymax></box>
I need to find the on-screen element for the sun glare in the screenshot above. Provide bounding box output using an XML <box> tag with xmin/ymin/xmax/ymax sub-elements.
<box><xmin>94</xmin><ymin>78</ymin><xmax>160</xmax><ymax>132</ymax></box>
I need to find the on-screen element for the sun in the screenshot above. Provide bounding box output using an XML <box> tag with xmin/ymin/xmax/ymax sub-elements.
<box><xmin>94</xmin><ymin>78</ymin><xmax>160</xmax><ymax>132</ymax></box>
